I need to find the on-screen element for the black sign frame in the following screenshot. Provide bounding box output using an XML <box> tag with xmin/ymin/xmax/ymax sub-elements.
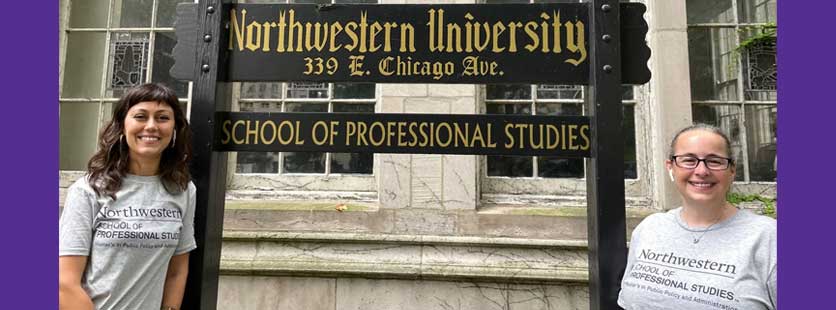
<box><xmin>176</xmin><ymin>1</ymin><xmax>646</xmax><ymax>309</ymax></box>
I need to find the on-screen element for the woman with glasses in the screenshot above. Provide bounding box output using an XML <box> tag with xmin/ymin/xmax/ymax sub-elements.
<box><xmin>617</xmin><ymin>124</ymin><xmax>776</xmax><ymax>310</ymax></box>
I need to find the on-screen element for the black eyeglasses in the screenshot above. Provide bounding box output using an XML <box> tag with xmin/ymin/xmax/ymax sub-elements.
<box><xmin>670</xmin><ymin>155</ymin><xmax>733</xmax><ymax>170</ymax></box>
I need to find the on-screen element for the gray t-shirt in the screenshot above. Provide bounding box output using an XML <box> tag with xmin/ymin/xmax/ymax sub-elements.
<box><xmin>618</xmin><ymin>207</ymin><xmax>776</xmax><ymax>310</ymax></box>
<box><xmin>59</xmin><ymin>175</ymin><xmax>197</xmax><ymax>310</ymax></box>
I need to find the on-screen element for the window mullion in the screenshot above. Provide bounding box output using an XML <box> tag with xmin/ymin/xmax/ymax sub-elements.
<box><xmin>95</xmin><ymin>0</ymin><xmax>116</xmax><ymax>153</ymax></box>
<box><xmin>531</xmin><ymin>84</ymin><xmax>538</xmax><ymax>177</ymax></box>
<box><xmin>145</xmin><ymin>0</ymin><xmax>160</xmax><ymax>83</ymax></box>
<box><xmin>732</xmin><ymin>0</ymin><xmax>753</xmax><ymax>182</ymax></box>
<box><xmin>325</xmin><ymin>84</ymin><xmax>334</xmax><ymax>175</ymax></box>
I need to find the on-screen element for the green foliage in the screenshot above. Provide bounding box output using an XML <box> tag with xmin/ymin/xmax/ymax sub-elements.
<box><xmin>736</xmin><ymin>23</ymin><xmax>777</xmax><ymax>52</ymax></box>
<box><xmin>727</xmin><ymin>192</ymin><xmax>776</xmax><ymax>218</ymax></box>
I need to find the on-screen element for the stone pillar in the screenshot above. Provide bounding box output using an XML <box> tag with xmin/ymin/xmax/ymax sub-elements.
<box><xmin>377</xmin><ymin>84</ymin><xmax>479</xmax><ymax>210</ymax></box>
<box><xmin>646</xmin><ymin>0</ymin><xmax>693</xmax><ymax>210</ymax></box>
<box><xmin>376</xmin><ymin>0</ymin><xmax>479</xmax><ymax>211</ymax></box>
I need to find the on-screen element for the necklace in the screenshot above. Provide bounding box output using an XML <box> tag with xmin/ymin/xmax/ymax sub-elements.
<box><xmin>690</xmin><ymin>212</ymin><xmax>724</xmax><ymax>244</ymax></box>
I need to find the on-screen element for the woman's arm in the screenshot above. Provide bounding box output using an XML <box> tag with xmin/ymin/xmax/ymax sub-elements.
<box><xmin>59</xmin><ymin>256</ymin><xmax>94</xmax><ymax>310</ymax></box>
<box><xmin>160</xmin><ymin>253</ymin><xmax>190</xmax><ymax>310</ymax></box>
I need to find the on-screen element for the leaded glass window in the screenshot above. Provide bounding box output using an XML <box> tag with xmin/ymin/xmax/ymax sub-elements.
<box><xmin>236</xmin><ymin>82</ymin><xmax>376</xmax><ymax>175</ymax></box>
<box><xmin>687</xmin><ymin>0</ymin><xmax>777</xmax><ymax>182</ymax></box>
<box><xmin>483</xmin><ymin>0</ymin><xmax>638</xmax><ymax>180</ymax></box>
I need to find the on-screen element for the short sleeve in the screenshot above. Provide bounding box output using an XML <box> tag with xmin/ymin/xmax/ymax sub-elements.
<box><xmin>175</xmin><ymin>182</ymin><xmax>197</xmax><ymax>255</ymax></box>
<box><xmin>765</xmin><ymin>222</ymin><xmax>777</xmax><ymax>309</ymax></box>
<box><xmin>59</xmin><ymin>180</ymin><xmax>98</xmax><ymax>256</ymax></box>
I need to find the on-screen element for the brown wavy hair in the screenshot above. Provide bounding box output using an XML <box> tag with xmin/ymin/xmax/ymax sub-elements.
<box><xmin>87</xmin><ymin>83</ymin><xmax>193</xmax><ymax>199</ymax></box>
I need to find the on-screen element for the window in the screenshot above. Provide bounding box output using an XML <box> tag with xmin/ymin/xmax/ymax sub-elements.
<box><xmin>485</xmin><ymin>85</ymin><xmax>638</xmax><ymax>180</ymax></box>
<box><xmin>235</xmin><ymin>82</ymin><xmax>376</xmax><ymax>175</ymax></box>
<box><xmin>59</xmin><ymin>0</ymin><xmax>193</xmax><ymax>170</ymax></box>
<box><xmin>687</xmin><ymin>0</ymin><xmax>777</xmax><ymax>182</ymax></box>
<box><xmin>233</xmin><ymin>0</ymin><xmax>378</xmax><ymax>176</ymax></box>
<box><xmin>481</xmin><ymin>0</ymin><xmax>638</xmax><ymax>182</ymax></box>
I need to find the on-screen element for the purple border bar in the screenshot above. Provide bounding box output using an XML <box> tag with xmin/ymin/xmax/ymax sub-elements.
<box><xmin>778</xmin><ymin>0</ymin><xmax>834</xmax><ymax>308</ymax></box>
<box><xmin>2</xmin><ymin>0</ymin><xmax>58</xmax><ymax>308</ymax></box>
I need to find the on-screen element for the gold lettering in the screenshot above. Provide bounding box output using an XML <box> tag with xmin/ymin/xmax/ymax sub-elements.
<box><xmin>231</xmin><ymin>120</ymin><xmax>246</xmax><ymax>145</ymax></box>
<box><xmin>427</xmin><ymin>9</ymin><xmax>442</xmax><ymax>52</ymax></box>
<box><xmin>524</xmin><ymin>22</ymin><xmax>539</xmax><ymax>52</ymax></box>
<box><xmin>288</xmin><ymin>10</ymin><xmax>303</xmax><ymax>52</ymax></box>
<box><xmin>486</xmin><ymin>123</ymin><xmax>497</xmax><ymax>148</ymax></box>
<box><xmin>260</xmin><ymin>121</ymin><xmax>277</xmax><ymax>144</ymax></box>
<box><xmin>356</xmin><ymin>121</ymin><xmax>369</xmax><ymax>146</ymax></box>
<box><xmin>221</xmin><ymin>120</ymin><xmax>232</xmax><ymax>144</ymax></box>
<box><xmin>552</xmin><ymin>11</ymin><xmax>562</xmax><ymax>53</ymax></box>
<box><xmin>473</xmin><ymin>18</ymin><xmax>490</xmax><ymax>52</ymax></box>
<box><xmin>312</xmin><ymin>121</ymin><xmax>328</xmax><ymax>145</ymax></box>
<box><xmin>382</xmin><ymin>22</ymin><xmax>397</xmax><ymax>52</ymax></box>
<box><xmin>345</xmin><ymin>121</ymin><xmax>356</xmax><ymax>145</ymax></box>
<box><xmin>540</xmin><ymin>12</ymin><xmax>550</xmax><ymax>53</ymax></box>
<box><xmin>305</xmin><ymin>22</ymin><xmax>328</xmax><ymax>51</ymax></box>
<box><xmin>275</xmin><ymin>11</ymin><xmax>286</xmax><ymax>52</ymax></box>
<box><xmin>565</xmin><ymin>20</ymin><xmax>587</xmax><ymax>65</ymax></box>
<box><xmin>345</xmin><ymin>22</ymin><xmax>358</xmax><ymax>51</ymax></box>
<box><xmin>261</xmin><ymin>22</ymin><xmax>275</xmax><ymax>52</ymax></box>
<box><xmin>408</xmin><ymin>122</ymin><xmax>419</xmax><ymax>147</ymax></box>
<box><xmin>400</xmin><ymin>23</ymin><xmax>416</xmax><ymax>52</ymax></box>
<box><xmin>446</xmin><ymin>23</ymin><xmax>462</xmax><ymax>52</ymax></box>
<box><xmin>294</xmin><ymin>121</ymin><xmax>305</xmax><ymax>145</ymax></box>
<box><xmin>397</xmin><ymin>122</ymin><xmax>408</xmax><ymax>146</ymax></box>
<box><xmin>579</xmin><ymin>125</ymin><xmax>590</xmax><ymax>150</ymax></box>
<box><xmin>491</xmin><ymin>22</ymin><xmax>505</xmax><ymax>53</ymax></box>
<box><xmin>529</xmin><ymin>124</ymin><xmax>544</xmax><ymax>149</ymax></box>
<box><xmin>369</xmin><ymin>22</ymin><xmax>383</xmax><ymax>52</ymax></box>
<box><xmin>464</xmin><ymin>13</ymin><xmax>474</xmax><ymax>53</ymax></box>
<box><xmin>359</xmin><ymin>11</ymin><xmax>369</xmax><ymax>53</ymax></box>
<box><xmin>229</xmin><ymin>9</ymin><xmax>246</xmax><ymax>51</ymax></box>
<box><xmin>515</xmin><ymin>124</ymin><xmax>527</xmax><ymax>149</ymax></box>
<box><xmin>329</xmin><ymin>121</ymin><xmax>339</xmax><ymax>145</ymax></box>
<box><xmin>245</xmin><ymin>121</ymin><xmax>258</xmax><ymax>144</ymax></box>
<box><xmin>418</xmin><ymin>123</ymin><xmax>430</xmax><ymax>147</ymax></box>
<box><xmin>329</xmin><ymin>22</ymin><xmax>343</xmax><ymax>52</ymax></box>
<box><xmin>386</xmin><ymin>121</ymin><xmax>396</xmax><ymax>146</ymax></box>
<box><xmin>507</xmin><ymin>22</ymin><xmax>522</xmax><ymax>52</ymax></box>
<box><xmin>246</xmin><ymin>21</ymin><xmax>262</xmax><ymax>52</ymax></box>
<box><xmin>568</xmin><ymin>124</ymin><xmax>578</xmax><ymax>150</ymax></box>
<box><xmin>504</xmin><ymin>123</ymin><xmax>515</xmax><ymax>148</ymax></box>
<box><xmin>379</xmin><ymin>56</ymin><xmax>394</xmax><ymax>76</ymax></box>
<box><xmin>370</xmin><ymin>122</ymin><xmax>385</xmax><ymax>146</ymax></box>
<box><xmin>471</xmin><ymin>124</ymin><xmax>485</xmax><ymax>147</ymax></box>
<box><xmin>436</xmin><ymin>122</ymin><xmax>452</xmax><ymax>147</ymax></box>
<box><xmin>278</xmin><ymin>120</ymin><xmax>294</xmax><ymax>145</ymax></box>
<box><xmin>546</xmin><ymin>125</ymin><xmax>559</xmax><ymax>149</ymax></box>
<box><xmin>453</xmin><ymin>123</ymin><xmax>468</xmax><ymax>147</ymax></box>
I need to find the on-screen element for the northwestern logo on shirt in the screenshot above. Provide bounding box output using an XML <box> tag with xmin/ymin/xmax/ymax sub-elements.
<box><xmin>98</xmin><ymin>205</ymin><xmax>183</xmax><ymax>220</ymax></box>
<box><xmin>639</xmin><ymin>249</ymin><xmax>737</xmax><ymax>276</ymax></box>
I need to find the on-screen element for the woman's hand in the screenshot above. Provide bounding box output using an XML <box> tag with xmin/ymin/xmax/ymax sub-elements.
<box><xmin>160</xmin><ymin>253</ymin><xmax>190</xmax><ymax>310</ymax></box>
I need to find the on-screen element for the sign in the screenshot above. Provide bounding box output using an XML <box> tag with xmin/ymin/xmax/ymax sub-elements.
<box><xmin>174</xmin><ymin>1</ymin><xmax>646</xmax><ymax>309</ymax></box>
<box><xmin>171</xmin><ymin>3</ymin><xmax>650</xmax><ymax>84</ymax></box>
<box><xmin>217</xmin><ymin>112</ymin><xmax>591</xmax><ymax>157</ymax></box>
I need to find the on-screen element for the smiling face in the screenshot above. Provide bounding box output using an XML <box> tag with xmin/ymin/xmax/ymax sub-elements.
<box><xmin>666</xmin><ymin>129</ymin><xmax>736</xmax><ymax>208</ymax></box>
<box><xmin>123</xmin><ymin>101</ymin><xmax>175</xmax><ymax>170</ymax></box>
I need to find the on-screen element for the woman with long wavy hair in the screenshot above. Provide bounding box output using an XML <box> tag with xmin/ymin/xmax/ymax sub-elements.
<box><xmin>59</xmin><ymin>83</ymin><xmax>195</xmax><ymax>310</ymax></box>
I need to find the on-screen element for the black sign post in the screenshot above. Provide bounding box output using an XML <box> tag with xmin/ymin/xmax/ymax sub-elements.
<box><xmin>586</xmin><ymin>1</ymin><xmax>626</xmax><ymax>309</ymax></box>
<box><xmin>174</xmin><ymin>2</ymin><xmax>232</xmax><ymax>309</ymax></box>
<box><xmin>172</xmin><ymin>2</ymin><xmax>648</xmax><ymax>309</ymax></box>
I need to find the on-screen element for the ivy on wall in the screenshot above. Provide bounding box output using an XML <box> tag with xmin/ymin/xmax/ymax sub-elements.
<box><xmin>728</xmin><ymin>192</ymin><xmax>776</xmax><ymax>218</ymax></box>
